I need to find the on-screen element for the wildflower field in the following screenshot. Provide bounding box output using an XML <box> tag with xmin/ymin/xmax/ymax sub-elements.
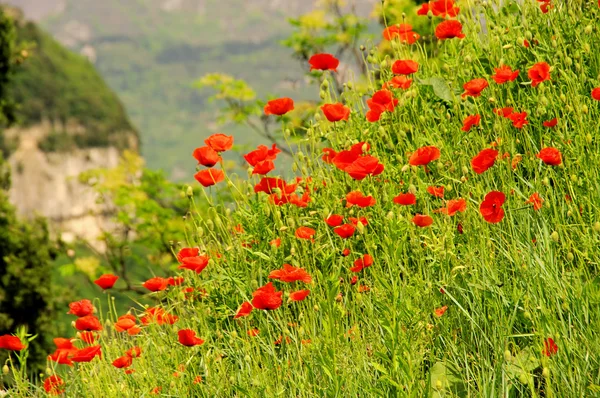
<box><xmin>3</xmin><ymin>0</ymin><xmax>600</xmax><ymax>396</ymax></box>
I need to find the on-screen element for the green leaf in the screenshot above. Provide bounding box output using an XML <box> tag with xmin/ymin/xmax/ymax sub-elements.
<box><xmin>419</xmin><ymin>77</ymin><xmax>453</xmax><ymax>102</ymax></box>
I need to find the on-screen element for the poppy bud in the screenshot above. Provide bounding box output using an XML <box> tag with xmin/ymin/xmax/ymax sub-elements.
<box><xmin>551</xmin><ymin>39</ymin><xmax>557</xmax><ymax>47</ymax></box>
<box><xmin>292</xmin><ymin>163</ymin><xmax>298</xmax><ymax>172</ymax></box>
<box><xmin>313</xmin><ymin>305</ymin><xmax>319</xmax><ymax>311</ymax></box>
<box><xmin>586</xmin><ymin>133</ymin><xmax>593</xmax><ymax>144</ymax></box>
<box><xmin>567</xmin><ymin>252</ymin><xmax>574</xmax><ymax>261</ymax></box>
<box><xmin>542</xmin><ymin>367</ymin><xmax>550</xmax><ymax>378</ymax></box>
<box><xmin>290</xmin><ymin>247</ymin><xmax>296</xmax><ymax>256</ymax></box>
<box><xmin>550</xmin><ymin>231</ymin><xmax>559</xmax><ymax>242</ymax></box>
<box><xmin>186</xmin><ymin>186</ymin><xmax>194</xmax><ymax>197</ymax></box>
<box><xmin>347</xmin><ymin>82</ymin><xmax>353</xmax><ymax>90</ymax></box>
<box><xmin>401</xmin><ymin>164</ymin><xmax>409</xmax><ymax>172</ymax></box>
<box><xmin>502</xmin><ymin>44</ymin><xmax>512</xmax><ymax>49</ymax></box>
<box><xmin>386</xmin><ymin>211</ymin><xmax>394</xmax><ymax>220</ymax></box>
<box><xmin>356</xmin><ymin>221</ymin><xmax>365</xmax><ymax>234</ymax></box>
<box><xmin>504</xmin><ymin>350</ymin><xmax>512</xmax><ymax>361</ymax></box>
<box><xmin>408</xmin><ymin>184</ymin><xmax>417</xmax><ymax>194</ymax></box>
<box><xmin>584</xmin><ymin>43</ymin><xmax>591</xmax><ymax>53</ymax></box>
<box><xmin>359</xmin><ymin>45</ymin><xmax>365</xmax><ymax>51</ymax></box>
<box><xmin>2</xmin><ymin>365</ymin><xmax>9</xmax><ymax>375</ymax></box>
<box><xmin>321</xmin><ymin>80</ymin><xmax>329</xmax><ymax>90</ymax></box>
<box><xmin>582</xmin><ymin>105</ymin><xmax>589</xmax><ymax>115</ymax></box>
<box><xmin>525</xmin><ymin>31</ymin><xmax>532</xmax><ymax>40</ymax></box>
<box><xmin>593</xmin><ymin>222</ymin><xmax>600</xmax><ymax>232</ymax></box>
<box><xmin>435</xmin><ymin>380</ymin><xmax>443</xmax><ymax>389</ymax></box>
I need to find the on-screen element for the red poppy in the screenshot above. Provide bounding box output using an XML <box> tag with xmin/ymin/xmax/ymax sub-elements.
<box><xmin>321</xmin><ymin>103</ymin><xmax>350</xmax><ymax>122</ymax></box>
<box><xmin>494</xmin><ymin>107</ymin><xmax>514</xmax><ymax>118</ymax></box>
<box><xmin>67</xmin><ymin>299</ymin><xmax>94</xmax><ymax>317</ymax></box>
<box><xmin>350</xmin><ymin>254</ymin><xmax>374</xmax><ymax>272</ymax></box>
<box><xmin>126</xmin><ymin>346</ymin><xmax>141</xmax><ymax>358</ymax></box>
<box><xmin>264</xmin><ymin>97</ymin><xmax>294</xmax><ymax>116</ymax></box>
<box><xmin>234</xmin><ymin>301</ymin><xmax>253</xmax><ymax>319</ymax></box>
<box><xmin>461</xmin><ymin>114</ymin><xmax>480</xmax><ymax>132</ymax></box>
<box><xmin>537</xmin><ymin>147</ymin><xmax>562</xmax><ymax>165</ymax></box>
<box><xmin>491</xmin><ymin>65</ymin><xmax>519</xmax><ymax>84</ymax></box>
<box><xmin>417</xmin><ymin>3</ymin><xmax>429</xmax><ymax>15</ymax></box>
<box><xmin>342</xmin><ymin>248</ymin><xmax>351</xmax><ymax>257</ymax></box>
<box><xmin>44</xmin><ymin>375</ymin><xmax>65</xmax><ymax>396</ymax></box>
<box><xmin>143</xmin><ymin>277</ymin><xmax>169</xmax><ymax>292</ymax></box>
<box><xmin>325</xmin><ymin>214</ymin><xmax>344</xmax><ymax>227</ymax></box>
<box><xmin>435</xmin><ymin>20</ymin><xmax>465</xmax><ymax>40</ymax></box>
<box><xmin>79</xmin><ymin>331</ymin><xmax>96</xmax><ymax>344</ymax></box>
<box><xmin>178</xmin><ymin>253</ymin><xmax>209</xmax><ymax>274</ymax></box>
<box><xmin>508</xmin><ymin>111</ymin><xmax>528</xmax><ymax>128</ymax></box>
<box><xmin>409</xmin><ymin>145</ymin><xmax>441</xmax><ymax>166</ymax></box>
<box><xmin>269</xmin><ymin>238</ymin><xmax>281</xmax><ymax>247</ymax></box>
<box><xmin>543</xmin><ymin>118</ymin><xmax>558</xmax><ymax>128</ymax></box>
<box><xmin>592</xmin><ymin>88</ymin><xmax>600</xmax><ymax>100</ymax></box>
<box><xmin>412</xmin><ymin>214</ymin><xmax>433</xmax><ymax>227</ymax></box>
<box><xmin>309</xmin><ymin>53</ymin><xmax>339</xmax><ymax>72</ymax></box>
<box><xmin>247</xmin><ymin>328</ymin><xmax>260</xmax><ymax>337</ymax></box>
<box><xmin>393</xmin><ymin>192</ymin><xmax>416</xmax><ymax>206</ymax></box>
<box><xmin>71</xmin><ymin>345</ymin><xmax>102</xmax><ymax>363</ymax></box>
<box><xmin>0</xmin><ymin>334</ymin><xmax>25</xmax><ymax>351</ymax></box>
<box><xmin>115</xmin><ymin>315</ymin><xmax>137</xmax><ymax>332</ymax></box>
<box><xmin>75</xmin><ymin>315</ymin><xmax>102</xmax><ymax>331</ymax></box>
<box><xmin>252</xmin><ymin>160</ymin><xmax>275</xmax><ymax>175</ymax></box>
<box><xmin>471</xmin><ymin>148</ymin><xmax>498</xmax><ymax>174</ymax></box>
<box><xmin>268</xmin><ymin>264</ymin><xmax>312</xmax><ymax>283</ymax></box>
<box><xmin>192</xmin><ymin>146</ymin><xmax>221</xmax><ymax>167</ymax></box>
<box><xmin>244</xmin><ymin>144</ymin><xmax>281</xmax><ymax>166</ymax></box>
<box><xmin>434</xmin><ymin>306</ymin><xmax>449</xmax><ymax>317</ymax></box>
<box><xmin>528</xmin><ymin>62</ymin><xmax>551</xmax><ymax>87</ymax></box>
<box><xmin>254</xmin><ymin>177</ymin><xmax>296</xmax><ymax>196</ymax></box>
<box><xmin>526</xmin><ymin>193</ymin><xmax>543</xmax><ymax>211</ymax></box>
<box><xmin>204</xmin><ymin>133</ymin><xmax>233</xmax><ymax>152</ymax></box>
<box><xmin>427</xmin><ymin>186</ymin><xmax>445</xmax><ymax>198</ymax></box>
<box><xmin>383</xmin><ymin>24</ymin><xmax>420</xmax><ymax>44</ymax></box>
<box><xmin>178</xmin><ymin>329</ymin><xmax>205</xmax><ymax>347</ymax></box>
<box><xmin>479</xmin><ymin>191</ymin><xmax>506</xmax><ymax>223</ymax></box>
<box><xmin>444</xmin><ymin>198</ymin><xmax>467</xmax><ymax>216</ymax></box>
<box><xmin>430</xmin><ymin>0</ymin><xmax>460</xmax><ymax>17</ymax></box>
<box><xmin>252</xmin><ymin>282</ymin><xmax>283</xmax><ymax>310</ymax></box>
<box><xmin>392</xmin><ymin>59</ymin><xmax>418</xmax><ymax>75</ymax></box>
<box><xmin>366</xmin><ymin>89</ymin><xmax>398</xmax><ymax>122</ymax></box>
<box><xmin>289</xmin><ymin>289</ymin><xmax>311</xmax><ymax>302</ymax></box>
<box><xmin>384</xmin><ymin>75</ymin><xmax>412</xmax><ymax>90</ymax></box>
<box><xmin>322</xmin><ymin>148</ymin><xmax>337</xmax><ymax>163</ymax></box>
<box><xmin>94</xmin><ymin>274</ymin><xmax>118</xmax><ymax>290</ymax></box>
<box><xmin>349</xmin><ymin>216</ymin><xmax>368</xmax><ymax>226</ymax></box>
<box><xmin>334</xmin><ymin>224</ymin><xmax>356</xmax><ymax>239</ymax></box>
<box><xmin>48</xmin><ymin>338</ymin><xmax>77</xmax><ymax>366</ymax></box>
<box><xmin>543</xmin><ymin>337</ymin><xmax>558</xmax><ymax>357</ymax></box>
<box><xmin>295</xmin><ymin>226</ymin><xmax>316</xmax><ymax>241</ymax></box>
<box><xmin>194</xmin><ymin>169</ymin><xmax>225</xmax><ymax>187</ymax></box>
<box><xmin>112</xmin><ymin>355</ymin><xmax>133</xmax><ymax>369</ymax></box>
<box><xmin>462</xmin><ymin>78</ymin><xmax>489</xmax><ymax>98</ymax></box>
<box><xmin>344</xmin><ymin>155</ymin><xmax>385</xmax><ymax>180</ymax></box>
<box><xmin>345</xmin><ymin>191</ymin><xmax>376</xmax><ymax>208</ymax></box>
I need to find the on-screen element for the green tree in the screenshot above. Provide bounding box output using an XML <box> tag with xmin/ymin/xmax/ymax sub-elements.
<box><xmin>0</xmin><ymin>7</ymin><xmax>59</xmax><ymax>376</ymax></box>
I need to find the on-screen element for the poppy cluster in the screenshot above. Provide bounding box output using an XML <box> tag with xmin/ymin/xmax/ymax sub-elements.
<box><xmin>324</xmin><ymin>142</ymin><xmax>384</xmax><ymax>180</ymax></box>
<box><xmin>194</xmin><ymin>133</ymin><xmax>233</xmax><ymax>187</ymax></box>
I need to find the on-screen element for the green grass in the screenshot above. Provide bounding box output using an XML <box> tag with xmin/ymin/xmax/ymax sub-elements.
<box><xmin>4</xmin><ymin>1</ymin><xmax>600</xmax><ymax>396</ymax></box>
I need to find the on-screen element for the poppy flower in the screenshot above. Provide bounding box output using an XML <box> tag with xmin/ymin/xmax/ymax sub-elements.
<box><xmin>462</xmin><ymin>78</ymin><xmax>489</xmax><ymax>98</ymax></box>
<box><xmin>252</xmin><ymin>160</ymin><xmax>275</xmax><ymax>175</ymax></box>
<box><xmin>179</xmin><ymin>254</ymin><xmax>208</xmax><ymax>274</ymax></box>
<box><xmin>349</xmin><ymin>216</ymin><xmax>368</xmax><ymax>226</ymax></box>
<box><xmin>126</xmin><ymin>346</ymin><xmax>142</xmax><ymax>358</ymax></box>
<box><xmin>71</xmin><ymin>345</ymin><xmax>102</xmax><ymax>363</ymax></box>
<box><xmin>94</xmin><ymin>274</ymin><xmax>118</xmax><ymax>290</ymax></box>
<box><xmin>435</xmin><ymin>20</ymin><xmax>465</xmax><ymax>40</ymax></box>
<box><xmin>350</xmin><ymin>254</ymin><xmax>374</xmax><ymax>272</ymax></box>
<box><xmin>115</xmin><ymin>315</ymin><xmax>137</xmax><ymax>332</ymax></box>
<box><xmin>75</xmin><ymin>315</ymin><xmax>102</xmax><ymax>331</ymax></box>
<box><xmin>461</xmin><ymin>114</ymin><xmax>480</xmax><ymax>132</ymax></box>
<box><xmin>494</xmin><ymin>107</ymin><xmax>514</xmax><ymax>118</ymax></box>
<box><xmin>344</xmin><ymin>155</ymin><xmax>385</xmax><ymax>180</ymax></box>
<box><xmin>412</xmin><ymin>214</ymin><xmax>434</xmax><ymax>227</ymax></box>
<box><xmin>192</xmin><ymin>146</ymin><xmax>221</xmax><ymax>167</ymax></box>
<box><xmin>409</xmin><ymin>145</ymin><xmax>441</xmax><ymax>167</ymax></box>
<box><xmin>592</xmin><ymin>88</ymin><xmax>600</xmax><ymax>100</ymax></box>
<box><xmin>417</xmin><ymin>2</ymin><xmax>429</xmax><ymax>15</ymax></box>
<box><xmin>247</xmin><ymin>328</ymin><xmax>260</xmax><ymax>337</ymax></box>
<box><xmin>194</xmin><ymin>169</ymin><xmax>225</xmax><ymax>187</ymax></box>
<box><xmin>528</xmin><ymin>62</ymin><xmax>551</xmax><ymax>87</ymax></box>
<box><xmin>0</xmin><ymin>334</ymin><xmax>25</xmax><ymax>351</ymax></box>
<box><xmin>430</xmin><ymin>0</ymin><xmax>460</xmax><ymax>17</ymax></box>
<box><xmin>383</xmin><ymin>24</ymin><xmax>420</xmax><ymax>44</ymax></box>
<box><xmin>366</xmin><ymin>89</ymin><xmax>399</xmax><ymax>122</ymax></box>
<box><xmin>143</xmin><ymin>277</ymin><xmax>169</xmax><ymax>292</ymax></box>
<box><xmin>345</xmin><ymin>191</ymin><xmax>376</xmax><ymax>208</ymax></box>
<box><xmin>543</xmin><ymin>118</ymin><xmax>558</xmax><ymax>128</ymax></box>
<box><xmin>322</xmin><ymin>148</ymin><xmax>337</xmax><ymax>163</ymax></box>
<box><xmin>539</xmin><ymin>1</ymin><xmax>552</xmax><ymax>12</ymax></box>
<box><xmin>434</xmin><ymin>306</ymin><xmax>449</xmax><ymax>317</ymax></box>
<box><xmin>384</xmin><ymin>75</ymin><xmax>413</xmax><ymax>90</ymax></box>
<box><xmin>244</xmin><ymin>144</ymin><xmax>281</xmax><ymax>166</ymax></box>
<box><xmin>392</xmin><ymin>59</ymin><xmax>418</xmax><ymax>75</ymax></box>
<box><xmin>79</xmin><ymin>331</ymin><xmax>96</xmax><ymax>344</ymax></box>
<box><xmin>537</xmin><ymin>147</ymin><xmax>562</xmax><ymax>165</ymax></box>
<box><xmin>44</xmin><ymin>375</ymin><xmax>65</xmax><ymax>396</ymax></box>
<box><xmin>325</xmin><ymin>214</ymin><xmax>344</xmax><ymax>227</ymax></box>
<box><xmin>269</xmin><ymin>238</ymin><xmax>281</xmax><ymax>247</ymax></box>
<box><xmin>269</xmin><ymin>264</ymin><xmax>312</xmax><ymax>283</ymax></box>
<box><xmin>334</xmin><ymin>224</ymin><xmax>356</xmax><ymax>239</ymax></box>
<box><xmin>67</xmin><ymin>299</ymin><xmax>94</xmax><ymax>317</ymax></box>
<box><xmin>178</xmin><ymin>329</ymin><xmax>205</xmax><ymax>347</ymax></box>
<box><xmin>491</xmin><ymin>65</ymin><xmax>519</xmax><ymax>84</ymax></box>
<box><xmin>168</xmin><ymin>277</ymin><xmax>184</xmax><ymax>288</ymax></box>
<box><xmin>471</xmin><ymin>148</ymin><xmax>499</xmax><ymax>174</ymax></box>
<box><xmin>112</xmin><ymin>355</ymin><xmax>133</xmax><ymax>369</ymax></box>
<box><xmin>48</xmin><ymin>338</ymin><xmax>77</xmax><ymax>366</ymax></box>
<box><xmin>264</xmin><ymin>97</ymin><xmax>294</xmax><ymax>116</ymax></box>
<box><xmin>321</xmin><ymin>103</ymin><xmax>350</xmax><ymax>122</ymax></box>
<box><xmin>309</xmin><ymin>53</ymin><xmax>339</xmax><ymax>72</ymax></box>
<box><xmin>234</xmin><ymin>301</ymin><xmax>253</xmax><ymax>319</ymax></box>
<box><xmin>254</xmin><ymin>177</ymin><xmax>296</xmax><ymax>196</ymax></box>
<box><xmin>508</xmin><ymin>111</ymin><xmax>528</xmax><ymax>128</ymax></box>
<box><xmin>204</xmin><ymin>133</ymin><xmax>233</xmax><ymax>152</ymax></box>
<box><xmin>289</xmin><ymin>290</ymin><xmax>311</xmax><ymax>302</ymax></box>
<box><xmin>427</xmin><ymin>186</ymin><xmax>445</xmax><ymax>198</ymax></box>
<box><xmin>479</xmin><ymin>191</ymin><xmax>506</xmax><ymax>223</ymax></box>
<box><xmin>393</xmin><ymin>192</ymin><xmax>416</xmax><ymax>206</ymax></box>
<box><xmin>295</xmin><ymin>226</ymin><xmax>315</xmax><ymax>241</ymax></box>
<box><xmin>342</xmin><ymin>248</ymin><xmax>351</xmax><ymax>257</ymax></box>
<box><xmin>543</xmin><ymin>337</ymin><xmax>558</xmax><ymax>357</ymax></box>
<box><xmin>251</xmin><ymin>282</ymin><xmax>283</xmax><ymax>310</ymax></box>
<box><xmin>526</xmin><ymin>193</ymin><xmax>544</xmax><ymax>211</ymax></box>
<box><xmin>444</xmin><ymin>198</ymin><xmax>467</xmax><ymax>216</ymax></box>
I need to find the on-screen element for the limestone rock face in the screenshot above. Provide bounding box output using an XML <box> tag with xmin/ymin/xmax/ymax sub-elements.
<box><xmin>7</xmin><ymin>123</ymin><xmax>120</xmax><ymax>247</ymax></box>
